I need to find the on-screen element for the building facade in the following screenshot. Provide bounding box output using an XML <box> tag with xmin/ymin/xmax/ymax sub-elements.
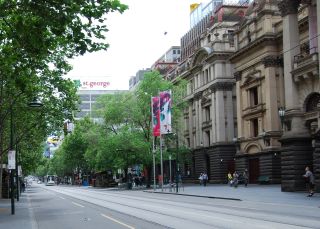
<box><xmin>179</xmin><ymin>4</ymin><xmax>247</xmax><ymax>183</ymax></box>
<box><xmin>230</xmin><ymin>0</ymin><xmax>319</xmax><ymax>190</ymax></box>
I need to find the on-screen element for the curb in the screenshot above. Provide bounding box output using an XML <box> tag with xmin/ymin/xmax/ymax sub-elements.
<box><xmin>143</xmin><ymin>190</ymin><xmax>242</xmax><ymax>201</ymax></box>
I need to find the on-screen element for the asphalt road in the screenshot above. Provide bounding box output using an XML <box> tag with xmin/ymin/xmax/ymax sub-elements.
<box><xmin>27</xmin><ymin>185</ymin><xmax>166</xmax><ymax>229</ymax></box>
<box><xmin>39</xmin><ymin>185</ymin><xmax>320</xmax><ymax>229</ymax></box>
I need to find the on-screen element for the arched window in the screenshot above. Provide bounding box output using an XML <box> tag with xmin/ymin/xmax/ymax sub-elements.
<box><xmin>305</xmin><ymin>93</ymin><xmax>320</xmax><ymax>112</ymax></box>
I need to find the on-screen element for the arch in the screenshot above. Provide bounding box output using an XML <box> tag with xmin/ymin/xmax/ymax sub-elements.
<box><xmin>304</xmin><ymin>92</ymin><xmax>320</xmax><ymax>112</ymax></box>
<box><xmin>191</xmin><ymin>46</ymin><xmax>212</xmax><ymax>68</ymax></box>
<box><xmin>244</xmin><ymin>143</ymin><xmax>262</xmax><ymax>154</ymax></box>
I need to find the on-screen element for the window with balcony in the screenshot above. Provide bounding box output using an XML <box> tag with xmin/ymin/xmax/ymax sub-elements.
<box><xmin>249</xmin><ymin>87</ymin><xmax>258</xmax><ymax>106</ymax></box>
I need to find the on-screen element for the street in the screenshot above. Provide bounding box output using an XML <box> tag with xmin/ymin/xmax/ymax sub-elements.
<box><xmin>26</xmin><ymin>184</ymin><xmax>320</xmax><ymax>229</ymax></box>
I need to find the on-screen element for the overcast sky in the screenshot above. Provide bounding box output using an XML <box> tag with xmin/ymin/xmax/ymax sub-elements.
<box><xmin>65</xmin><ymin>0</ymin><xmax>198</xmax><ymax>90</ymax></box>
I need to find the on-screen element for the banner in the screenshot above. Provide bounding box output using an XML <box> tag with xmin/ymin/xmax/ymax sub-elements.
<box><xmin>151</xmin><ymin>97</ymin><xmax>160</xmax><ymax>136</ymax></box>
<box><xmin>8</xmin><ymin>150</ymin><xmax>16</xmax><ymax>170</ymax></box>
<box><xmin>160</xmin><ymin>90</ymin><xmax>172</xmax><ymax>134</ymax></box>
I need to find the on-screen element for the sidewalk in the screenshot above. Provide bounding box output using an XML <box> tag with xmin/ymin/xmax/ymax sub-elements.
<box><xmin>0</xmin><ymin>190</ymin><xmax>36</xmax><ymax>229</ymax></box>
<box><xmin>144</xmin><ymin>184</ymin><xmax>320</xmax><ymax>207</ymax></box>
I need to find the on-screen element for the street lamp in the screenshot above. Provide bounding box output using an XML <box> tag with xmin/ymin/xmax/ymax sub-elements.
<box><xmin>278</xmin><ymin>107</ymin><xmax>285</xmax><ymax>130</ymax></box>
<box><xmin>9</xmin><ymin>97</ymin><xmax>43</xmax><ymax>215</ymax></box>
<box><xmin>174</xmin><ymin>133</ymin><xmax>179</xmax><ymax>193</ymax></box>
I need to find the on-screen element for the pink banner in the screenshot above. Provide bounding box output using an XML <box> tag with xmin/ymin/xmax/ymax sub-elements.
<box><xmin>160</xmin><ymin>90</ymin><xmax>172</xmax><ymax>134</ymax></box>
<box><xmin>152</xmin><ymin>97</ymin><xmax>160</xmax><ymax>136</ymax></box>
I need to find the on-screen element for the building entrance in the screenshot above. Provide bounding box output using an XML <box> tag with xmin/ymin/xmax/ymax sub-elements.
<box><xmin>249</xmin><ymin>158</ymin><xmax>260</xmax><ymax>183</ymax></box>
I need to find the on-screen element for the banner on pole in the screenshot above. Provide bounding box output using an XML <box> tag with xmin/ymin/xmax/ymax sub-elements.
<box><xmin>160</xmin><ymin>90</ymin><xmax>172</xmax><ymax>134</ymax></box>
<box><xmin>18</xmin><ymin>165</ymin><xmax>22</xmax><ymax>176</ymax></box>
<box><xmin>151</xmin><ymin>97</ymin><xmax>160</xmax><ymax>136</ymax></box>
<box><xmin>8</xmin><ymin>150</ymin><xmax>16</xmax><ymax>170</ymax></box>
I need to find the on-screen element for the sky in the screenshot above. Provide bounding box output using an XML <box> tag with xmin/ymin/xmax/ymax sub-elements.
<box><xmin>65</xmin><ymin>0</ymin><xmax>199</xmax><ymax>90</ymax></box>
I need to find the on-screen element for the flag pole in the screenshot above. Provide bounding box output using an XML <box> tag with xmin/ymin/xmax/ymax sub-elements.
<box><xmin>160</xmin><ymin>134</ymin><xmax>163</xmax><ymax>192</ymax></box>
<box><xmin>152</xmin><ymin>136</ymin><xmax>156</xmax><ymax>191</ymax></box>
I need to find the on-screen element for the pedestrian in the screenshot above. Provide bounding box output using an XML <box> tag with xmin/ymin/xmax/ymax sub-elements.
<box><xmin>227</xmin><ymin>172</ymin><xmax>233</xmax><ymax>186</ymax></box>
<box><xmin>233</xmin><ymin>171</ymin><xmax>239</xmax><ymax>188</ymax></box>
<box><xmin>303</xmin><ymin>166</ymin><xmax>315</xmax><ymax>197</ymax></box>
<box><xmin>243</xmin><ymin>169</ymin><xmax>248</xmax><ymax>187</ymax></box>
<box><xmin>199</xmin><ymin>173</ymin><xmax>203</xmax><ymax>186</ymax></box>
<box><xmin>202</xmin><ymin>172</ymin><xmax>208</xmax><ymax>187</ymax></box>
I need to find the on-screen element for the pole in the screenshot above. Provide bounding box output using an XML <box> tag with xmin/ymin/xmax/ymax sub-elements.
<box><xmin>10</xmin><ymin>104</ymin><xmax>15</xmax><ymax>215</ymax></box>
<box><xmin>152</xmin><ymin>136</ymin><xmax>156</xmax><ymax>191</ymax></box>
<box><xmin>176</xmin><ymin>133</ymin><xmax>179</xmax><ymax>193</ymax></box>
<box><xmin>169</xmin><ymin>155</ymin><xmax>172</xmax><ymax>184</ymax></box>
<box><xmin>15</xmin><ymin>145</ymin><xmax>19</xmax><ymax>201</ymax></box>
<box><xmin>160</xmin><ymin>135</ymin><xmax>163</xmax><ymax>192</ymax></box>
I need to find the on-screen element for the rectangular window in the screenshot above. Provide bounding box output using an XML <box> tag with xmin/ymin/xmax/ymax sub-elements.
<box><xmin>251</xmin><ymin>118</ymin><xmax>259</xmax><ymax>137</ymax></box>
<box><xmin>173</xmin><ymin>50</ymin><xmax>176</xmax><ymax>54</ymax></box>
<box><xmin>205</xmin><ymin>106</ymin><xmax>210</xmax><ymax>121</ymax></box>
<box><xmin>249</xmin><ymin>87</ymin><xmax>258</xmax><ymax>106</ymax></box>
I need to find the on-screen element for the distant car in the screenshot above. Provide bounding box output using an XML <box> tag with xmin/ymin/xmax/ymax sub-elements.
<box><xmin>46</xmin><ymin>180</ymin><xmax>55</xmax><ymax>186</ymax></box>
<box><xmin>37</xmin><ymin>180</ymin><xmax>42</xmax><ymax>184</ymax></box>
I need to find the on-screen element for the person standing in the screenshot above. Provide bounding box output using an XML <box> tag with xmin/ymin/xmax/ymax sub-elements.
<box><xmin>199</xmin><ymin>173</ymin><xmax>203</xmax><ymax>186</ymax></box>
<box><xmin>303</xmin><ymin>166</ymin><xmax>315</xmax><ymax>197</ymax></box>
<box><xmin>243</xmin><ymin>169</ymin><xmax>249</xmax><ymax>187</ymax></box>
<box><xmin>227</xmin><ymin>172</ymin><xmax>233</xmax><ymax>186</ymax></box>
<box><xmin>202</xmin><ymin>172</ymin><xmax>208</xmax><ymax>187</ymax></box>
<box><xmin>233</xmin><ymin>171</ymin><xmax>239</xmax><ymax>188</ymax></box>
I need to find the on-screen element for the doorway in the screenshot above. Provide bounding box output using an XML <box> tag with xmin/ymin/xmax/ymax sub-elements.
<box><xmin>249</xmin><ymin>158</ymin><xmax>260</xmax><ymax>183</ymax></box>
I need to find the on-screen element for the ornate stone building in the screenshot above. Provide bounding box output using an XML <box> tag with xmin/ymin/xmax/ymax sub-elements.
<box><xmin>230</xmin><ymin>0</ymin><xmax>319</xmax><ymax>190</ymax></box>
<box><xmin>179</xmin><ymin>5</ymin><xmax>247</xmax><ymax>183</ymax></box>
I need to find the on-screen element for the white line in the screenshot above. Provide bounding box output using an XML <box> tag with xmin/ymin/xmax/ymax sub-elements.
<box><xmin>59</xmin><ymin>196</ymin><xmax>66</xmax><ymax>200</ymax></box>
<box><xmin>101</xmin><ymin>213</ymin><xmax>135</xmax><ymax>229</ymax></box>
<box><xmin>27</xmin><ymin>193</ymin><xmax>39</xmax><ymax>229</ymax></box>
<box><xmin>71</xmin><ymin>202</ymin><xmax>85</xmax><ymax>208</ymax></box>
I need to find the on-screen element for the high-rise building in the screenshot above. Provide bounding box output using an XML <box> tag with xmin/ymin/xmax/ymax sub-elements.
<box><xmin>129</xmin><ymin>68</ymin><xmax>151</xmax><ymax>91</ymax></box>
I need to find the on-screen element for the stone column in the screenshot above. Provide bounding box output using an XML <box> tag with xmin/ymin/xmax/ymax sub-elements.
<box><xmin>278</xmin><ymin>0</ymin><xmax>300</xmax><ymax>111</ymax></box>
<box><xmin>211</xmin><ymin>91</ymin><xmax>216</xmax><ymax>143</ymax></box>
<box><xmin>308</xmin><ymin>2</ymin><xmax>318</xmax><ymax>54</ymax></box>
<box><xmin>188</xmin><ymin>101</ymin><xmax>194</xmax><ymax>148</ymax></box>
<box><xmin>235</xmin><ymin>72</ymin><xmax>242</xmax><ymax>139</ymax></box>
<box><xmin>317</xmin><ymin>0</ymin><xmax>320</xmax><ymax>73</ymax></box>
<box><xmin>226</xmin><ymin>90</ymin><xmax>234</xmax><ymax>141</ymax></box>
<box><xmin>262</xmin><ymin>56</ymin><xmax>282</xmax><ymax>131</ymax></box>
<box><xmin>215</xmin><ymin>89</ymin><xmax>226</xmax><ymax>142</ymax></box>
<box><xmin>194</xmin><ymin>98</ymin><xmax>200</xmax><ymax>147</ymax></box>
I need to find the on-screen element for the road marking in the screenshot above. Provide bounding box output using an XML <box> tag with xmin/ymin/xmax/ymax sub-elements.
<box><xmin>59</xmin><ymin>196</ymin><xmax>66</xmax><ymax>200</ymax></box>
<box><xmin>101</xmin><ymin>213</ymin><xmax>135</xmax><ymax>229</ymax></box>
<box><xmin>72</xmin><ymin>202</ymin><xmax>85</xmax><ymax>208</ymax></box>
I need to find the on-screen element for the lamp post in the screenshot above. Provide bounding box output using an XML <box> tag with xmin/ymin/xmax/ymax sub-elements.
<box><xmin>9</xmin><ymin>103</ymin><xmax>15</xmax><ymax>215</ymax></box>
<box><xmin>174</xmin><ymin>133</ymin><xmax>179</xmax><ymax>193</ymax></box>
<box><xmin>9</xmin><ymin>97</ymin><xmax>43</xmax><ymax>215</ymax></box>
<box><xmin>278</xmin><ymin>107</ymin><xmax>285</xmax><ymax>130</ymax></box>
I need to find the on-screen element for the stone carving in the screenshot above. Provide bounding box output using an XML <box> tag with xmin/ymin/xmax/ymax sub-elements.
<box><xmin>262</xmin><ymin>56</ymin><xmax>283</xmax><ymax>67</ymax></box>
<box><xmin>278</xmin><ymin>0</ymin><xmax>300</xmax><ymax>17</ymax></box>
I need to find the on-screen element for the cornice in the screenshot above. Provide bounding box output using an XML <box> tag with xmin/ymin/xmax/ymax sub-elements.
<box><xmin>230</xmin><ymin>34</ymin><xmax>278</xmax><ymax>61</ymax></box>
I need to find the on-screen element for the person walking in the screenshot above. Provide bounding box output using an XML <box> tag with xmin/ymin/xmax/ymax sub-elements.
<box><xmin>243</xmin><ymin>169</ymin><xmax>249</xmax><ymax>187</ymax></box>
<box><xmin>199</xmin><ymin>173</ymin><xmax>203</xmax><ymax>186</ymax></box>
<box><xmin>303</xmin><ymin>166</ymin><xmax>315</xmax><ymax>197</ymax></box>
<box><xmin>202</xmin><ymin>172</ymin><xmax>208</xmax><ymax>187</ymax></box>
<box><xmin>227</xmin><ymin>172</ymin><xmax>233</xmax><ymax>186</ymax></box>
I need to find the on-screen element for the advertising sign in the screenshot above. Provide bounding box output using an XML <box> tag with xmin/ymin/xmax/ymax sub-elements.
<box><xmin>8</xmin><ymin>150</ymin><xmax>16</xmax><ymax>170</ymax></box>
<box><xmin>73</xmin><ymin>79</ymin><xmax>111</xmax><ymax>90</ymax></box>
<box><xmin>159</xmin><ymin>90</ymin><xmax>172</xmax><ymax>134</ymax></box>
<box><xmin>151</xmin><ymin>97</ymin><xmax>160</xmax><ymax>136</ymax></box>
